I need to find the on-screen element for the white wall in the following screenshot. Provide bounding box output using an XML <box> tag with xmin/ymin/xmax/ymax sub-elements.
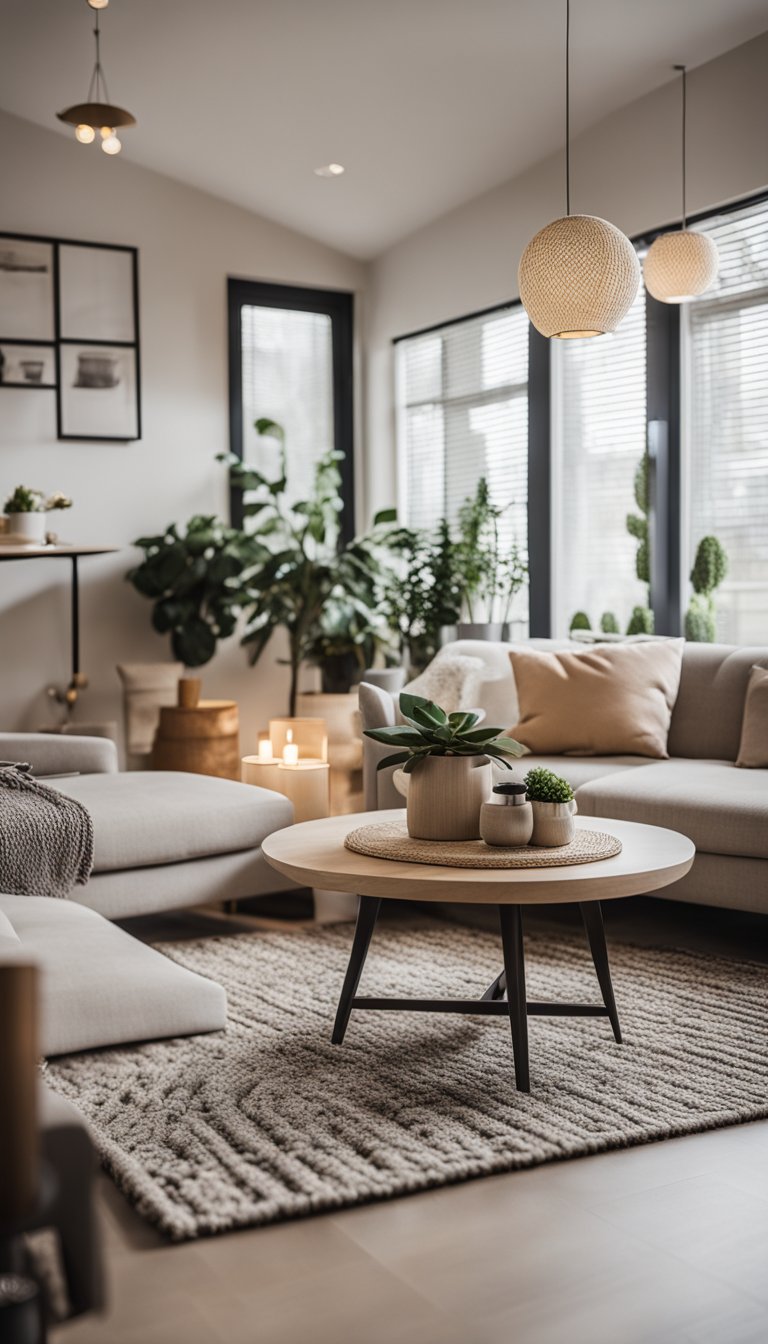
<box><xmin>364</xmin><ymin>32</ymin><xmax>768</xmax><ymax>519</ymax></box>
<box><xmin>0</xmin><ymin>109</ymin><xmax>364</xmax><ymax>753</ymax></box>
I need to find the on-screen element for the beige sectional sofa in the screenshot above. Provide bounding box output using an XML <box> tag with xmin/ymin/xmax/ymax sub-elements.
<box><xmin>360</xmin><ymin>639</ymin><xmax>768</xmax><ymax>914</ymax></box>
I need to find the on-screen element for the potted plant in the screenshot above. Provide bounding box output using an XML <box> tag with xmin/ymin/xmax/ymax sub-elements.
<box><xmin>684</xmin><ymin>536</ymin><xmax>728</xmax><ymax>643</ymax></box>
<box><xmin>126</xmin><ymin>514</ymin><xmax>258</xmax><ymax>666</ymax></box>
<box><xmin>625</xmin><ymin>454</ymin><xmax>654</xmax><ymax>636</ymax></box>
<box><xmin>523</xmin><ymin>767</ymin><xmax>577</xmax><ymax>847</ymax></box>
<box><xmin>364</xmin><ymin>692</ymin><xmax>525</xmax><ymax>840</ymax></box>
<box><xmin>3</xmin><ymin>486</ymin><xmax>72</xmax><ymax>544</ymax></box>
<box><xmin>382</xmin><ymin>518</ymin><xmax>461</xmax><ymax>674</ymax></box>
<box><xmin>454</xmin><ymin>478</ymin><xmax>527</xmax><ymax>640</ymax></box>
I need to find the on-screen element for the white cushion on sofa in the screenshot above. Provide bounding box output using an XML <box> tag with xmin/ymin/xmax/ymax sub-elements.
<box><xmin>48</xmin><ymin>773</ymin><xmax>293</xmax><ymax>873</ymax></box>
<box><xmin>0</xmin><ymin>894</ymin><xmax>226</xmax><ymax>1055</ymax></box>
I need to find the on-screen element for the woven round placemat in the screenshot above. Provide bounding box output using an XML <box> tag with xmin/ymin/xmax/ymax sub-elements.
<box><xmin>344</xmin><ymin>820</ymin><xmax>622</xmax><ymax>869</ymax></box>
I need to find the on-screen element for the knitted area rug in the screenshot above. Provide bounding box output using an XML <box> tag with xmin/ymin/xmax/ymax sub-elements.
<box><xmin>46</xmin><ymin>919</ymin><xmax>768</xmax><ymax>1242</ymax></box>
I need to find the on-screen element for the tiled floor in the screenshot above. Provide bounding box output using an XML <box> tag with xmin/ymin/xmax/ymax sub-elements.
<box><xmin>53</xmin><ymin>898</ymin><xmax>768</xmax><ymax>1344</ymax></box>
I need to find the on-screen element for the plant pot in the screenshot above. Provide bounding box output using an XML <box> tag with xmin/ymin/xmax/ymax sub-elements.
<box><xmin>320</xmin><ymin>652</ymin><xmax>360</xmax><ymax>695</ymax></box>
<box><xmin>530</xmin><ymin>799</ymin><xmax>578</xmax><ymax>847</ymax></box>
<box><xmin>456</xmin><ymin>623</ymin><xmax>505</xmax><ymax>642</ymax></box>
<box><xmin>404</xmin><ymin>754</ymin><xmax>491</xmax><ymax>841</ymax></box>
<box><xmin>362</xmin><ymin>666</ymin><xmax>407</xmax><ymax>697</ymax></box>
<box><xmin>7</xmin><ymin>512</ymin><xmax>46</xmax><ymax>543</ymax></box>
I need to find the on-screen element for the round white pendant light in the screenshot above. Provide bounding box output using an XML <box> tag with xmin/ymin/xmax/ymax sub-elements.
<box><xmin>518</xmin><ymin>0</ymin><xmax>639</xmax><ymax>339</ymax></box>
<box><xmin>643</xmin><ymin>66</ymin><xmax>718</xmax><ymax>304</ymax></box>
<box><xmin>519</xmin><ymin>214</ymin><xmax>640</xmax><ymax>338</ymax></box>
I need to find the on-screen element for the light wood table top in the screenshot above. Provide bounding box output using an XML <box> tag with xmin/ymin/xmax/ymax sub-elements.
<box><xmin>0</xmin><ymin>543</ymin><xmax>118</xmax><ymax>559</ymax></box>
<box><xmin>262</xmin><ymin>809</ymin><xmax>695</xmax><ymax>905</ymax></box>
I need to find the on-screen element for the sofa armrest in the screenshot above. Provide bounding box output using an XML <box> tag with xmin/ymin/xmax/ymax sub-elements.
<box><xmin>0</xmin><ymin>733</ymin><xmax>118</xmax><ymax>776</ymax></box>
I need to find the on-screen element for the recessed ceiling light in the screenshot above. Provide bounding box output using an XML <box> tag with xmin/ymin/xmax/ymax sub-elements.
<box><xmin>314</xmin><ymin>163</ymin><xmax>345</xmax><ymax>178</ymax></box>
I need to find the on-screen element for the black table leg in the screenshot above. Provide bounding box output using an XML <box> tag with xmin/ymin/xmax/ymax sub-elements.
<box><xmin>580</xmin><ymin>901</ymin><xmax>622</xmax><ymax>1043</ymax></box>
<box><xmin>498</xmin><ymin>905</ymin><xmax>530</xmax><ymax>1092</ymax></box>
<box><xmin>331</xmin><ymin>895</ymin><xmax>381</xmax><ymax>1045</ymax></box>
<box><xmin>481</xmin><ymin>968</ymin><xmax>507</xmax><ymax>1002</ymax></box>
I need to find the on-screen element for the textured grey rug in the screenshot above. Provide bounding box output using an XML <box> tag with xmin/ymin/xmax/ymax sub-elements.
<box><xmin>47</xmin><ymin>919</ymin><xmax>768</xmax><ymax>1242</ymax></box>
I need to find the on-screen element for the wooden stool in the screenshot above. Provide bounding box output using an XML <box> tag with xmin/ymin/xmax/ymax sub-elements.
<box><xmin>151</xmin><ymin>699</ymin><xmax>240</xmax><ymax>780</ymax></box>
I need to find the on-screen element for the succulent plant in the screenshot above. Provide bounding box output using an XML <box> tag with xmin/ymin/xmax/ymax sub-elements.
<box><xmin>600</xmin><ymin>611</ymin><xmax>620</xmax><ymax>634</ymax></box>
<box><xmin>523</xmin><ymin>767</ymin><xmax>574</xmax><ymax>804</ymax></box>
<box><xmin>569</xmin><ymin>611</ymin><xmax>591</xmax><ymax>632</ymax></box>
<box><xmin>626</xmin><ymin>605</ymin><xmax>654</xmax><ymax>636</ymax></box>
<box><xmin>365</xmin><ymin>692</ymin><xmax>526</xmax><ymax>774</ymax></box>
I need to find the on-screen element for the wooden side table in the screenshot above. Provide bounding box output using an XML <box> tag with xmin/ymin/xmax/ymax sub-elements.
<box><xmin>152</xmin><ymin>700</ymin><xmax>240</xmax><ymax>779</ymax></box>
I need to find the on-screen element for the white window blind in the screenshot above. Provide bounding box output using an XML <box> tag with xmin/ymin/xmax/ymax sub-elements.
<box><xmin>683</xmin><ymin>198</ymin><xmax>768</xmax><ymax>645</ymax></box>
<box><xmin>552</xmin><ymin>276</ymin><xmax>648</xmax><ymax>636</ymax></box>
<box><xmin>241</xmin><ymin>305</ymin><xmax>333</xmax><ymax>503</ymax></box>
<box><xmin>396</xmin><ymin>305</ymin><xmax>529</xmax><ymax>629</ymax></box>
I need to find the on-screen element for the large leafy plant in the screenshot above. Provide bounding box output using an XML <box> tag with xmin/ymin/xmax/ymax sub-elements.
<box><xmin>127</xmin><ymin>515</ymin><xmax>257</xmax><ymax>666</ymax></box>
<box><xmin>381</xmin><ymin>519</ymin><xmax>461</xmax><ymax>673</ymax></box>
<box><xmin>454</xmin><ymin>477</ymin><xmax>527</xmax><ymax>625</ymax></box>
<box><xmin>364</xmin><ymin>692</ymin><xmax>526</xmax><ymax>774</ymax></box>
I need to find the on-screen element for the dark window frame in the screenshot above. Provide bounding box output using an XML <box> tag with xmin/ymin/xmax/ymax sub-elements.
<box><xmin>227</xmin><ymin>278</ymin><xmax>355</xmax><ymax>541</ymax></box>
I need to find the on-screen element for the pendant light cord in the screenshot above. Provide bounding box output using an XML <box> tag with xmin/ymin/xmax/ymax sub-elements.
<box><xmin>675</xmin><ymin>63</ymin><xmax>687</xmax><ymax>229</ymax></box>
<box><xmin>87</xmin><ymin>10</ymin><xmax>111</xmax><ymax>105</ymax></box>
<box><xmin>565</xmin><ymin>0</ymin><xmax>571</xmax><ymax>216</ymax></box>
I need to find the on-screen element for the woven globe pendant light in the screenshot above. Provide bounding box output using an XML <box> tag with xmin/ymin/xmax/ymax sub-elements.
<box><xmin>518</xmin><ymin>0</ymin><xmax>639</xmax><ymax>339</ymax></box>
<box><xmin>643</xmin><ymin>66</ymin><xmax>718</xmax><ymax>303</ymax></box>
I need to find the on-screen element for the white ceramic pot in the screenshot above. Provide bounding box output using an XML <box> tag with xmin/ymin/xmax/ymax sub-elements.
<box><xmin>530</xmin><ymin>799</ymin><xmax>578</xmax><ymax>847</ymax></box>
<box><xmin>402</xmin><ymin>754</ymin><xmax>491</xmax><ymax>841</ymax></box>
<box><xmin>7</xmin><ymin>512</ymin><xmax>46</xmax><ymax>543</ymax></box>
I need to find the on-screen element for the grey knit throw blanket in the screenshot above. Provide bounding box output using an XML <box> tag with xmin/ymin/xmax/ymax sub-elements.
<box><xmin>0</xmin><ymin>763</ymin><xmax>94</xmax><ymax>898</ymax></box>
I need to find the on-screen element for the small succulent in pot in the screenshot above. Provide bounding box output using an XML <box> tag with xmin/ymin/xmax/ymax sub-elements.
<box><xmin>364</xmin><ymin>692</ymin><xmax>527</xmax><ymax>774</ymax></box>
<box><xmin>523</xmin><ymin>768</ymin><xmax>577</xmax><ymax>847</ymax></box>
<box><xmin>523</xmin><ymin>767</ymin><xmax>574</xmax><ymax>803</ymax></box>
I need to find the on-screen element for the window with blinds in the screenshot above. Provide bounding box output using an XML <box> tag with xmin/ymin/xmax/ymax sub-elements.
<box><xmin>683</xmin><ymin>198</ymin><xmax>768</xmax><ymax>645</ymax></box>
<box><xmin>552</xmin><ymin>274</ymin><xmax>648</xmax><ymax>636</ymax></box>
<box><xmin>395</xmin><ymin>305</ymin><xmax>529</xmax><ymax>631</ymax></box>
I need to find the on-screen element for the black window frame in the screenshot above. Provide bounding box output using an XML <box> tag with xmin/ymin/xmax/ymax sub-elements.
<box><xmin>227</xmin><ymin>278</ymin><xmax>355</xmax><ymax>541</ymax></box>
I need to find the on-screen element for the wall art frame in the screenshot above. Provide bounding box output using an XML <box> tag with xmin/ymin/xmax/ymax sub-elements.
<box><xmin>0</xmin><ymin>230</ymin><xmax>141</xmax><ymax>442</ymax></box>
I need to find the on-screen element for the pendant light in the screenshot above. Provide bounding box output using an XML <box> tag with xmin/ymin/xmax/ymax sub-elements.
<box><xmin>643</xmin><ymin>66</ymin><xmax>718</xmax><ymax>303</ymax></box>
<box><xmin>57</xmin><ymin>0</ymin><xmax>135</xmax><ymax>155</ymax></box>
<box><xmin>518</xmin><ymin>0</ymin><xmax>639</xmax><ymax>339</ymax></box>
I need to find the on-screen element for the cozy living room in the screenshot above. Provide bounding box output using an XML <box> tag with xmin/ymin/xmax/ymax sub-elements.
<box><xmin>0</xmin><ymin>2</ymin><xmax>767</xmax><ymax>1341</ymax></box>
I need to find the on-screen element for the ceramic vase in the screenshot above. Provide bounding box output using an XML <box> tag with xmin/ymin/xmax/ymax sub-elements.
<box><xmin>7</xmin><ymin>512</ymin><xmax>46</xmax><ymax>544</ymax></box>
<box><xmin>530</xmin><ymin>799</ymin><xmax>578</xmax><ymax>847</ymax></box>
<box><xmin>402</xmin><ymin>754</ymin><xmax>491</xmax><ymax>841</ymax></box>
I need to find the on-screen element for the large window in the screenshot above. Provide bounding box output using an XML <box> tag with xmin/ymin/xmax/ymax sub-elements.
<box><xmin>552</xmin><ymin>276</ymin><xmax>648</xmax><ymax>636</ymax></box>
<box><xmin>228</xmin><ymin>280</ymin><xmax>354</xmax><ymax>537</ymax></box>
<box><xmin>683</xmin><ymin>198</ymin><xmax>768</xmax><ymax>645</ymax></box>
<box><xmin>395</xmin><ymin>304</ymin><xmax>529</xmax><ymax>629</ymax></box>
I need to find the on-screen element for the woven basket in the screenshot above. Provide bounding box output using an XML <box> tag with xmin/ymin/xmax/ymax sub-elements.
<box><xmin>345</xmin><ymin>820</ymin><xmax>622</xmax><ymax>870</ymax></box>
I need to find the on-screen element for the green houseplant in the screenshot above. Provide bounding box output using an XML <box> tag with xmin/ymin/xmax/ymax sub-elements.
<box><xmin>523</xmin><ymin>767</ymin><xmax>577</xmax><ymax>847</ymax></box>
<box><xmin>380</xmin><ymin>518</ymin><xmax>461</xmax><ymax>673</ymax></box>
<box><xmin>4</xmin><ymin>485</ymin><xmax>72</xmax><ymax>543</ymax></box>
<box><xmin>454</xmin><ymin>477</ymin><xmax>527</xmax><ymax>636</ymax></box>
<box><xmin>684</xmin><ymin>536</ymin><xmax>728</xmax><ymax>643</ymax></box>
<box><xmin>625</xmin><ymin>455</ymin><xmax>654</xmax><ymax>636</ymax></box>
<box><xmin>364</xmin><ymin>692</ymin><xmax>526</xmax><ymax>841</ymax></box>
<box><xmin>569</xmin><ymin>611</ymin><xmax>591</xmax><ymax>633</ymax></box>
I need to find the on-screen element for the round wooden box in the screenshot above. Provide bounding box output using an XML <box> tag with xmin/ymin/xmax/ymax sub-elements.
<box><xmin>151</xmin><ymin>699</ymin><xmax>240</xmax><ymax>780</ymax></box>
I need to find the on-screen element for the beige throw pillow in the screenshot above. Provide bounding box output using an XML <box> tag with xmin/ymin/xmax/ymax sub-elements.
<box><xmin>736</xmin><ymin>665</ymin><xmax>768</xmax><ymax>768</ymax></box>
<box><xmin>509</xmin><ymin>640</ymin><xmax>685</xmax><ymax>758</ymax></box>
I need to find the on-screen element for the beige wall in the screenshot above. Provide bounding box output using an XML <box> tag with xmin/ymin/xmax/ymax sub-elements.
<box><xmin>364</xmin><ymin>32</ymin><xmax>768</xmax><ymax>519</ymax></box>
<box><xmin>0</xmin><ymin>110</ymin><xmax>364</xmax><ymax>752</ymax></box>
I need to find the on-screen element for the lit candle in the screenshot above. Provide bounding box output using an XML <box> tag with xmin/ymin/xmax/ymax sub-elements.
<box><xmin>258</xmin><ymin>737</ymin><xmax>272</xmax><ymax>762</ymax></box>
<box><xmin>282</xmin><ymin>729</ymin><xmax>299</xmax><ymax>766</ymax></box>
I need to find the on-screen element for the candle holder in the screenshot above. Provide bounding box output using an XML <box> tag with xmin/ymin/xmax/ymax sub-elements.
<box><xmin>269</xmin><ymin>717</ymin><xmax>328</xmax><ymax>764</ymax></box>
<box><xmin>241</xmin><ymin>755</ymin><xmax>330</xmax><ymax>824</ymax></box>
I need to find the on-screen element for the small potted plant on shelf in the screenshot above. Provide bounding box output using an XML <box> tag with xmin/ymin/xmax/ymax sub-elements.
<box><xmin>3</xmin><ymin>486</ymin><xmax>72</xmax><ymax>544</ymax></box>
<box><xmin>364</xmin><ymin>692</ymin><xmax>526</xmax><ymax>841</ymax></box>
<box><xmin>523</xmin><ymin>767</ymin><xmax>577</xmax><ymax>847</ymax></box>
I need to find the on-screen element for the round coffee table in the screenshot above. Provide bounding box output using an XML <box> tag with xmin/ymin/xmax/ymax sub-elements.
<box><xmin>262</xmin><ymin>810</ymin><xmax>695</xmax><ymax>1093</ymax></box>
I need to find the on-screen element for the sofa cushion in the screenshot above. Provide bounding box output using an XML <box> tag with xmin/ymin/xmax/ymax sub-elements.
<box><xmin>0</xmin><ymin>907</ymin><xmax>20</xmax><ymax>945</ymax></box>
<box><xmin>502</xmin><ymin>755</ymin><xmax>656</xmax><ymax>792</ymax></box>
<box><xmin>576</xmin><ymin>760</ymin><xmax>768</xmax><ymax>861</ymax></box>
<box><xmin>0</xmin><ymin>894</ymin><xmax>226</xmax><ymax>1055</ymax></box>
<box><xmin>48</xmin><ymin>773</ymin><xmax>293</xmax><ymax>873</ymax></box>
<box><xmin>509</xmin><ymin>641</ymin><xmax>685</xmax><ymax>758</ymax></box>
<box><xmin>736</xmin><ymin>665</ymin><xmax>768</xmax><ymax>769</ymax></box>
<box><xmin>667</xmin><ymin>645</ymin><xmax>768</xmax><ymax>761</ymax></box>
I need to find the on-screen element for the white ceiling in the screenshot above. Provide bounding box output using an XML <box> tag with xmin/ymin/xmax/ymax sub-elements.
<box><xmin>1</xmin><ymin>0</ymin><xmax>766</xmax><ymax>259</ymax></box>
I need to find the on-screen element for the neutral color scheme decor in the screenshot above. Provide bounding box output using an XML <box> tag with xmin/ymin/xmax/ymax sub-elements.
<box><xmin>643</xmin><ymin>66</ymin><xmax>719</xmax><ymax>303</ymax></box>
<box><xmin>360</xmin><ymin>638</ymin><xmax>768</xmax><ymax>913</ymax></box>
<box><xmin>0</xmin><ymin>732</ymin><xmax>296</xmax><ymax>920</ymax></box>
<box><xmin>530</xmin><ymin>798</ymin><xmax>578</xmax><ymax>848</ymax></box>
<box><xmin>151</xmin><ymin>698</ymin><xmax>240</xmax><ymax>780</ymax></box>
<box><xmin>46</xmin><ymin>916</ymin><xmax>768</xmax><ymax>1241</ymax></box>
<box><xmin>404</xmin><ymin>754</ymin><xmax>492</xmax><ymax>841</ymax></box>
<box><xmin>242</xmin><ymin>755</ymin><xmax>331</xmax><ymax>825</ymax></box>
<box><xmin>518</xmin><ymin>0</ymin><xmax>638</xmax><ymax>339</ymax></box>
<box><xmin>736</xmin><ymin>665</ymin><xmax>768</xmax><ymax>769</ymax></box>
<box><xmin>508</xmin><ymin>640</ymin><xmax>685</xmax><ymax>758</ymax></box>
<box><xmin>479</xmin><ymin>785</ymin><xmax>533</xmax><ymax>847</ymax></box>
<box><xmin>264</xmin><ymin>811</ymin><xmax>693</xmax><ymax>1091</ymax></box>
<box><xmin>344</xmin><ymin>818</ymin><xmax>622</xmax><ymax>869</ymax></box>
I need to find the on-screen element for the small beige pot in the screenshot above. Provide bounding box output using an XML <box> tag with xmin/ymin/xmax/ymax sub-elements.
<box><xmin>530</xmin><ymin>799</ymin><xmax>578</xmax><ymax>847</ymax></box>
<box><xmin>7</xmin><ymin>512</ymin><xmax>46</xmax><ymax>543</ymax></box>
<box><xmin>403</xmin><ymin>754</ymin><xmax>491</xmax><ymax>841</ymax></box>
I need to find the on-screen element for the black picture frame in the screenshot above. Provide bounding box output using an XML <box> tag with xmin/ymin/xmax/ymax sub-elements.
<box><xmin>0</xmin><ymin>230</ymin><xmax>141</xmax><ymax>443</ymax></box>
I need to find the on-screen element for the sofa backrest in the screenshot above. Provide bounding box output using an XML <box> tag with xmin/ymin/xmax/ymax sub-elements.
<box><xmin>667</xmin><ymin>644</ymin><xmax>768</xmax><ymax>760</ymax></box>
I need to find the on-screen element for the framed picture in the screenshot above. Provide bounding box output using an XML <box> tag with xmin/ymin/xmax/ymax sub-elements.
<box><xmin>0</xmin><ymin>231</ymin><xmax>140</xmax><ymax>441</ymax></box>
<box><xmin>59</xmin><ymin>243</ymin><xmax>136</xmax><ymax>342</ymax></box>
<box><xmin>0</xmin><ymin>237</ymin><xmax>55</xmax><ymax>341</ymax></box>
<box><xmin>0</xmin><ymin>342</ymin><xmax>56</xmax><ymax>388</ymax></box>
<box><xmin>58</xmin><ymin>344</ymin><xmax>139</xmax><ymax>441</ymax></box>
